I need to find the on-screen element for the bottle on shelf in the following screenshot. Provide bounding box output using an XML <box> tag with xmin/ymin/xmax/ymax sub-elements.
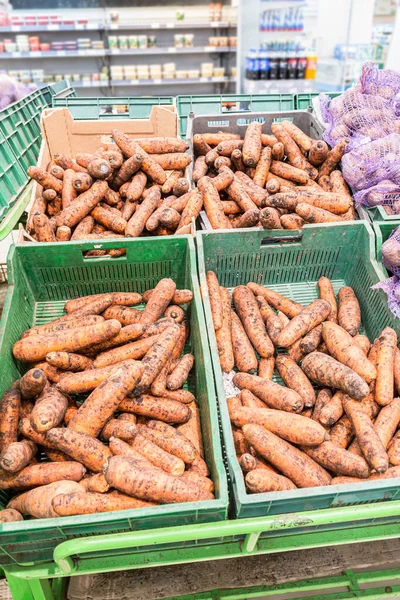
<box><xmin>245</xmin><ymin>48</ymin><xmax>260</xmax><ymax>80</ymax></box>
<box><xmin>245</xmin><ymin>40</ymin><xmax>314</xmax><ymax>81</ymax></box>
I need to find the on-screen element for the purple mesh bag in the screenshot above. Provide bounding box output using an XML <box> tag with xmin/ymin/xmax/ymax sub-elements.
<box><xmin>359</xmin><ymin>62</ymin><xmax>400</xmax><ymax>104</ymax></box>
<box><xmin>380</xmin><ymin>225</ymin><xmax>400</xmax><ymax>277</ymax></box>
<box><xmin>372</xmin><ymin>276</ymin><xmax>400</xmax><ymax>318</ymax></box>
<box><xmin>341</xmin><ymin>134</ymin><xmax>400</xmax><ymax>191</ymax></box>
<box><xmin>354</xmin><ymin>180</ymin><xmax>400</xmax><ymax>212</ymax></box>
<box><xmin>321</xmin><ymin>88</ymin><xmax>400</xmax><ymax>148</ymax></box>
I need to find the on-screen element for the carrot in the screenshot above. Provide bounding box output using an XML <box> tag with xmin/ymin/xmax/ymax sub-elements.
<box><xmin>0</xmin><ymin>388</ymin><xmax>20</xmax><ymax>453</ymax></box>
<box><xmin>130</xmin><ymin>432</ymin><xmax>185</xmax><ymax>475</ymax></box>
<box><xmin>351</xmin><ymin>335</ymin><xmax>370</xmax><ymax>357</ymax></box>
<box><xmin>142</xmin><ymin>288</ymin><xmax>193</xmax><ymax>306</ymax></box>
<box><xmin>92</xmin><ymin>335</ymin><xmax>158</xmax><ymax>371</ymax></box>
<box><xmin>215</xmin><ymin>139</ymin><xmax>243</xmax><ymax>155</ymax></box>
<box><xmin>233</xmin><ymin>372</ymin><xmax>303</xmax><ymax>413</ymax></box>
<box><xmin>179</xmin><ymin>471</ymin><xmax>214</xmax><ymax>493</ymax></box>
<box><xmin>330</xmin><ymin>416</ymin><xmax>353</xmax><ymax>449</ymax></box>
<box><xmin>230</xmin><ymin>149</ymin><xmax>246</xmax><ymax>173</ymax></box>
<box><xmin>318</xmin><ymin>139</ymin><xmax>348</xmax><ymax>180</ymax></box>
<box><xmin>198</xmin><ymin>176</ymin><xmax>231</xmax><ymax>229</ymax></box>
<box><xmin>0</xmin><ymin>509</ymin><xmax>23</xmax><ymax>522</ymax></box>
<box><xmin>260</xmin><ymin>133</ymin><xmax>278</xmax><ymax>147</ymax></box>
<box><xmin>19</xmin><ymin>368</ymin><xmax>47</xmax><ymax>400</ymax></box>
<box><xmin>230</xmin><ymin>208</ymin><xmax>260</xmax><ymax>229</ymax></box>
<box><xmin>29</xmin><ymin>386</ymin><xmax>68</xmax><ymax>434</ymax></box>
<box><xmin>176</xmin><ymin>401</ymin><xmax>204</xmax><ymax>458</ymax></box>
<box><xmin>112</xmin><ymin>130</ymin><xmax>166</xmax><ymax>183</ymax></box>
<box><xmin>343</xmin><ymin>396</ymin><xmax>388</xmax><ymax>473</ymax></box>
<box><xmin>277</xmin><ymin>299</ymin><xmax>331</xmax><ymax>348</ymax></box>
<box><xmin>47</xmin><ymin>197</ymin><xmax>62</xmax><ymax>217</ymax></box>
<box><xmin>300</xmin><ymin>325</ymin><xmax>322</xmax><ymax>354</ymax></box>
<box><xmin>45</xmin><ymin>352</ymin><xmax>92</xmax><ymax>372</ymax></box>
<box><xmin>312</xmin><ymin>388</ymin><xmax>332</xmax><ymax>422</ymax></box>
<box><xmin>292</xmin><ymin>190</ymin><xmax>351</xmax><ymax>214</ymax></box>
<box><xmin>162</xmin><ymin>170</ymin><xmax>184</xmax><ymax>194</ymax></box>
<box><xmin>332</xmin><ymin>467</ymin><xmax>400</xmax><ymax>484</ymax></box>
<box><xmin>157</xmin><ymin>207</ymin><xmax>180</xmax><ymax>230</ymax></box>
<box><xmin>247</xmin><ymin>283</ymin><xmax>303</xmax><ymax>318</ymax></box>
<box><xmin>257</xmin><ymin>357</ymin><xmax>274</xmax><ymax>381</ymax></box>
<box><xmin>123</xmin><ymin>171</ymin><xmax>147</xmax><ymax>203</ymax></box>
<box><xmin>85</xmin><ymin>158</ymin><xmax>112</xmax><ymax>180</ymax></box>
<box><xmin>318</xmin><ymin>175</ymin><xmax>332</xmax><ymax>192</ymax></box>
<box><xmin>7</xmin><ymin>480</ymin><xmax>83</xmax><ymax>519</ymax></box>
<box><xmin>32</xmin><ymin>213</ymin><xmax>56</xmax><ymax>242</ymax></box>
<box><xmin>205</xmin><ymin>149</ymin><xmax>219</xmax><ymax>167</ymax></box>
<box><xmin>58</xmin><ymin>180</ymin><xmax>108</xmax><ymax>229</ymax></box>
<box><xmin>245</xmin><ymin>468</ymin><xmax>296</xmax><ymax>493</ymax></box>
<box><xmin>0</xmin><ymin>440</ymin><xmax>37</xmax><ymax>474</ymax></box>
<box><xmin>227</xmin><ymin>177</ymin><xmax>258</xmax><ymax>212</ymax></box>
<box><xmin>69</xmin><ymin>215</ymin><xmax>94</xmax><ymax>240</ymax></box>
<box><xmin>54</xmin><ymin>153</ymin><xmax>87</xmax><ymax>173</ymax></box>
<box><xmin>46</xmin><ymin>428</ymin><xmax>112</xmax><ymax>473</ymax></box>
<box><xmin>91</xmin><ymin>205</ymin><xmax>127</xmax><ymax>234</ymax></box>
<box><xmin>211</xmin><ymin>168</ymin><xmax>235</xmax><ymax>193</ymax></box>
<box><xmin>68</xmin><ymin>361</ymin><xmax>143</xmax><ymax>438</ymax></box>
<box><xmin>243</xmin><ymin>424</ymin><xmax>331</xmax><ymax>488</ymax></box>
<box><xmin>238</xmin><ymin>389</ymin><xmax>265</xmax><ymax>409</ymax></box>
<box><xmin>303</xmin><ymin>351</ymin><xmax>370</xmax><ymax>399</ymax></box>
<box><xmin>265</xmin><ymin>178</ymin><xmax>279</xmax><ymax>195</ymax></box>
<box><xmin>49</xmin><ymin>163</ymin><xmax>64</xmax><ymax>178</ymax></box>
<box><xmin>193</xmin><ymin>134</ymin><xmax>212</xmax><ymax>156</ymax></box>
<box><xmin>138</xmin><ymin>278</ymin><xmax>176</xmax><ymax>326</ymax></box>
<box><xmin>239</xmin><ymin>453</ymin><xmax>258</xmax><ymax>472</ymax></box>
<box><xmin>64</xmin><ymin>404</ymin><xmax>78</xmax><ymax>425</ymax></box>
<box><xmin>165</xmin><ymin>354</ymin><xmax>194</xmax><ymax>390</ymax></box>
<box><xmin>231</xmin><ymin>405</ymin><xmax>327</xmax><ymax>446</ymax></box>
<box><xmin>270</xmin><ymin>160</ymin><xmax>309</xmax><ymax>185</ymax></box>
<box><xmin>0</xmin><ymin>461</ymin><xmax>86</xmax><ymax>490</ymax></box>
<box><xmin>26</xmin><ymin>196</ymin><xmax>47</xmax><ymax>233</ymax></box>
<box><xmin>213</xmin><ymin>286</ymin><xmax>234</xmax><ymax>373</ymax></box>
<box><xmin>271</xmin><ymin>123</ymin><xmax>315</xmax><ymax>176</ymax></box>
<box><xmin>233</xmin><ymin>286</ymin><xmax>274</xmax><ymax>358</ymax></box>
<box><xmin>136</xmin><ymin>325</ymin><xmax>181</xmax><ymax>393</ymax></box>
<box><xmin>271</xmin><ymin>142</ymin><xmax>284</xmax><ymax>162</ymax></box>
<box><xmin>203</xmin><ymin>133</ymin><xmax>242</xmax><ymax>147</ymax></box>
<box><xmin>242</xmin><ymin>121</ymin><xmax>262</xmax><ymax>167</ymax></box>
<box><xmin>64</xmin><ymin>294</ymin><xmax>115</xmax><ymax>319</ymax></box>
<box><xmin>373</xmin><ymin>398</ymin><xmax>400</xmax><ymax>449</ymax></box>
<box><xmin>375</xmin><ymin>327</ymin><xmax>397</xmax><ymax>406</ymax></box>
<box><xmin>150</xmin><ymin>153</ymin><xmax>191</xmax><ymax>171</ymax></box>
<box><xmin>394</xmin><ymin>348</ymin><xmax>400</xmax><ymax>395</ymax></box>
<box><xmin>102</xmin><ymin>305</ymin><xmax>141</xmax><ymax>326</ymax></box>
<box><xmin>13</xmin><ymin>319</ymin><xmax>121</xmax><ymax>363</ymax></box>
<box><xmin>255</xmin><ymin>297</ymin><xmax>282</xmax><ymax>345</ymax></box>
<box><xmin>276</xmin><ymin>354</ymin><xmax>316</xmax><ymax>408</ymax></box>
<box><xmin>337</xmin><ymin>287</ymin><xmax>361</xmax><ymax>336</ymax></box>
<box><xmin>252</xmin><ymin>146</ymin><xmax>272</xmax><ymax>188</ymax></box>
<box><xmin>52</xmin><ymin>489</ymin><xmax>155</xmax><ymax>516</ymax></box>
<box><xmin>227</xmin><ymin>310</ymin><xmax>257</xmax><ymax>374</ymax></box>
<box><xmin>321</xmin><ymin>322</ymin><xmax>376</xmax><ymax>384</ymax></box>
<box><xmin>308</xmin><ymin>140</ymin><xmax>329</xmax><ymax>167</ymax></box>
<box><xmin>319</xmin><ymin>390</ymin><xmax>344</xmax><ymax>427</ymax></box>
<box><xmin>55</xmin><ymin>226</ymin><xmax>71</xmax><ymax>241</ymax></box>
<box><xmin>42</xmin><ymin>188</ymin><xmax>57</xmax><ymax>201</ymax></box>
<box><xmin>164</xmin><ymin>305</ymin><xmax>185</xmax><ymax>324</ymax></box>
<box><xmin>119</xmin><ymin>394</ymin><xmax>190</xmax><ymax>424</ymax></box>
<box><xmin>280</xmin><ymin>214</ymin><xmax>304</xmax><ymax>229</ymax></box>
<box><xmin>135</xmin><ymin>137</ymin><xmax>187</xmax><ymax>154</ymax></box>
<box><xmin>28</xmin><ymin>166</ymin><xmax>63</xmax><ymax>193</ymax></box>
<box><xmin>296</xmin><ymin>203</ymin><xmax>343</xmax><ymax>223</ymax></box>
<box><xmin>388</xmin><ymin>431</ymin><xmax>400</xmax><ymax>465</ymax></box>
<box><xmin>145</xmin><ymin>421</ymin><xmax>197</xmax><ymax>464</ymax></box>
<box><xmin>108</xmin><ymin>437</ymin><xmax>156</xmax><ymax>466</ymax></box>
<box><xmin>172</xmin><ymin>178</ymin><xmax>190</xmax><ymax>198</ymax></box>
<box><xmin>281</xmin><ymin>120</ymin><xmax>312</xmax><ymax>153</ymax></box>
<box><xmin>125</xmin><ymin>186</ymin><xmax>161</xmax><ymax>237</ymax></box>
<box><xmin>258</xmin><ymin>206</ymin><xmax>281</xmax><ymax>229</ymax></box>
<box><xmin>192</xmin><ymin>156</ymin><xmax>209</xmax><ymax>182</ymax></box>
<box><xmin>303</xmin><ymin>442</ymin><xmax>369</xmax><ymax>478</ymax></box>
<box><xmin>104</xmin><ymin>455</ymin><xmax>213</xmax><ymax>503</ymax></box>
<box><xmin>316</xmin><ymin>276</ymin><xmax>338</xmax><ymax>323</ymax></box>
<box><xmin>103</xmin><ymin>150</ymin><xmax>124</xmax><ymax>170</ymax></box>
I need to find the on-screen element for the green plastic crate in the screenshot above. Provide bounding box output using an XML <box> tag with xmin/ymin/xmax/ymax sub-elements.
<box><xmin>362</xmin><ymin>205</ymin><xmax>400</xmax><ymax>224</ymax></box>
<box><xmin>177</xmin><ymin>94</ymin><xmax>295</xmax><ymax>138</ymax></box>
<box><xmin>295</xmin><ymin>91</ymin><xmax>341</xmax><ymax>111</ymax></box>
<box><xmin>0</xmin><ymin>80</ymin><xmax>75</xmax><ymax>241</ymax></box>
<box><xmin>0</xmin><ymin>236</ymin><xmax>228</xmax><ymax>566</ymax></box>
<box><xmin>52</xmin><ymin>96</ymin><xmax>174</xmax><ymax>120</ymax></box>
<box><xmin>197</xmin><ymin>223</ymin><xmax>400</xmax><ymax>519</ymax></box>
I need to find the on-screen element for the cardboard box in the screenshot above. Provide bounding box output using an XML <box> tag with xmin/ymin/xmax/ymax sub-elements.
<box><xmin>21</xmin><ymin>105</ymin><xmax>195</xmax><ymax>242</ymax></box>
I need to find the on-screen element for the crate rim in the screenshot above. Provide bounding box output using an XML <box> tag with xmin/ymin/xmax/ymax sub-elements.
<box><xmin>196</xmin><ymin>222</ymin><xmax>394</xmax><ymax>514</ymax></box>
<box><xmin>0</xmin><ymin>234</ymin><xmax>229</xmax><ymax>536</ymax></box>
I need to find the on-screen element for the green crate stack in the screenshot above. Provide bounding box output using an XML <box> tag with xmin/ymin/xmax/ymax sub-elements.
<box><xmin>373</xmin><ymin>221</ymin><xmax>400</xmax><ymax>266</ymax></box>
<box><xmin>52</xmin><ymin>96</ymin><xmax>174</xmax><ymax>120</ymax></box>
<box><xmin>176</xmin><ymin>93</ymin><xmax>295</xmax><ymax>138</ymax></box>
<box><xmin>0</xmin><ymin>236</ymin><xmax>228</xmax><ymax>566</ymax></box>
<box><xmin>0</xmin><ymin>80</ymin><xmax>75</xmax><ymax>241</ymax></box>
<box><xmin>196</xmin><ymin>223</ymin><xmax>400</xmax><ymax>519</ymax></box>
<box><xmin>295</xmin><ymin>91</ymin><xmax>341</xmax><ymax>111</ymax></box>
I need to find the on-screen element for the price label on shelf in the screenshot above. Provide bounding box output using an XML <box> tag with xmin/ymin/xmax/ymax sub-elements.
<box><xmin>166</xmin><ymin>23</ymin><xmax>175</xmax><ymax>28</ymax></box>
<box><xmin>200</xmin><ymin>77</ymin><xmax>209</xmax><ymax>82</ymax></box>
<box><xmin>78</xmin><ymin>50</ymin><xmax>87</xmax><ymax>56</ymax></box>
<box><xmin>48</xmin><ymin>24</ymin><xmax>59</xmax><ymax>31</ymax></box>
<box><xmin>13</xmin><ymin>52</ymin><xmax>21</xmax><ymax>57</ymax></box>
<box><xmin>30</xmin><ymin>51</ymin><xmax>42</xmax><ymax>57</ymax></box>
<box><xmin>76</xmin><ymin>24</ymin><xmax>84</xmax><ymax>30</ymax></box>
<box><xmin>130</xmin><ymin>80</ymin><xmax>139</xmax><ymax>85</ymax></box>
<box><xmin>109</xmin><ymin>24</ymin><xmax>119</xmax><ymax>29</ymax></box>
<box><xmin>167</xmin><ymin>47</ymin><xmax>177</xmax><ymax>53</ymax></box>
<box><xmin>210</xmin><ymin>21</ymin><xmax>221</xmax><ymax>27</ymax></box>
<box><xmin>111</xmin><ymin>49</ymin><xmax>120</xmax><ymax>54</ymax></box>
<box><xmin>204</xmin><ymin>46</ymin><xmax>215</xmax><ymax>52</ymax></box>
<box><xmin>151</xmin><ymin>23</ymin><xmax>160</xmax><ymax>29</ymax></box>
<box><xmin>11</xmin><ymin>26</ymin><xmax>20</xmax><ymax>32</ymax></box>
<box><xmin>153</xmin><ymin>78</ymin><xmax>162</xmax><ymax>84</ymax></box>
<box><xmin>56</xmin><ymin>50</ymin><xmax>66</xmax><ymax>56</ymax></box>
<box><xmin>82</xmin><ymin>81</ymin><xmax>91</xmax><ymax>87</ymax></box>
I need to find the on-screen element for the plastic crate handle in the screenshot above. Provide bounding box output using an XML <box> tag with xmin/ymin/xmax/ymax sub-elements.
<box><xmin>261</xmin><ymin>232</ymin><xmax>303</xmax><ymax>245</ymax></box>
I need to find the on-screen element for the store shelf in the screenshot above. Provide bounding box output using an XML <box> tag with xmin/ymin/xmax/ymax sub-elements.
<box><xmin>71</xmin><ymin>81</ymin><xmax>109</xmax><ymax>88</ymax></box>
<box><xmin>110</xmin><ymin>76</ymin><xmax>235</xmax><ymax>86</ymax></box>
<box><xmin>1</xmin><ymin>49</ymin><xmax>107</xmax><ymax>59</ymax></box>
<box><xmin>109</xmin><ymin>46</ymin><xmax>235</xmax><ymax>56</ymax></box>
<box><xmin>0</xmin><ymin>21</ymin><xmax>237</xmax><ymax>34</ymax></box>
<box><xmin>259</xmin><ymin>0</ymin><xmax>306</xmax><ymax>12</ymax></box>
<box><xmin>107</xmin><ymin>21</ymin><xmax>236</xmax><ymax>30</ymax></box>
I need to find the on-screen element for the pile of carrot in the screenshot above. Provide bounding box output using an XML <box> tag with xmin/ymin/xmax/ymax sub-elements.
<box><xmin>0</xmin><ymin>281</ymin><xmax>214</xmax><ymax>523</ymax></box>
<box><xmin>192</xmin><ymin>123</ymin><xmax>355</xmax><ymax>230</ymax></box>
<box><xmin>26</xmin><ymin>130</ymin><xmax>195</xmax><ymax>249</ymax></box>
<box><xmin>207</xmin><ymin>271</ymin><xmax>400</xmax><ymax>493</ymax></box>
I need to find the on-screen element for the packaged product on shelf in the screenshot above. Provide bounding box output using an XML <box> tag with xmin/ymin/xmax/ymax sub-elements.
<box><xmin>118</xmin><ymin>36</ymin><xmax>128</xmax><ymax>50</ymax></box>
<box><xmin>176</xmin><ymin>70</ymin><xmax>188</xmax><ymax>79</ymax></box>
<box><xmin>201</xmin><ymin>63</ymin><xmax>214</xmax><ymax>78</ymax></box>
<box><xmin>188</xmin><ymin>70</ymin><xmax>200</xmax><ymax>79</ymax></box>
<box><xmin>108</xmin><ymin>36</ymin><xmax>118</xmax><ymax>49</ymax></box>
<box><xmin>213</xmin><ymin>67</ymin><xmax>225</xmax><ymax>77</ymax></box>
<box><xmin>185</xmin><ymin>34</ymin><xmax>194</xmax><ymax>48</ymax></box>
<box><xmin>174</xmin><ymin>34</ymin><xmax>185</xmax><ymax>48</ymax></box>
<box><xmin>138</xmin><ymin>35</ymin><xmax>148</xmax><ymax>49</ymax></box>
<box><xmin>148</xmin><ymin>36</ymin><xmax>156</xmax><ymax>48</ymax></box>
<box><xmin>128</xmin><ymin>36</ymin><xmax>138</xmax><ymax>49</ymax></box>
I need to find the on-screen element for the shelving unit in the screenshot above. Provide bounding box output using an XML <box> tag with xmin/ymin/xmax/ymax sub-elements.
<box><xmin>2</xmin><ymin>18</ymin><xmax>237</xmax><ymax>95</ymax></box>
